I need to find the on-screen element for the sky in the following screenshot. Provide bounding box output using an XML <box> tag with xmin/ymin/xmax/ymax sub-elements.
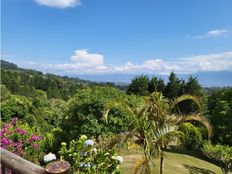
<box><xmin>1</xmin><ymin>0</ymin><xmax>232</xmax><ymax>76</ymax></box>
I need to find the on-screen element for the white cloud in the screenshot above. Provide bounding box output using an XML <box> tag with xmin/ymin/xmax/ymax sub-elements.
<box><xmin>34</xmin><ymin>0</ymin><xmax>81</xmax><ymax>8</ymax></box>
<box><xmin>193</xmin><ymin>29</ymin><xmax>229</xmax><ymax>39</ymax></box>
<box><xmin>112</xmin><ymin>51</ymin><xmax>232</xmax><ymax>74</ymax></box>
<box><xmin>17</xmin><ymin>51</ymin><xmax>232</xmax><ymax>75</ymax></box>
<box><xmin>182</xmin><ymin>51</ymin><xmax>232</xmax><ymax>72</ymax></box>
<box><xmin>70</xmin><ymin>49</ymin><xmax>104</xmax><ymax>66</ymax></box>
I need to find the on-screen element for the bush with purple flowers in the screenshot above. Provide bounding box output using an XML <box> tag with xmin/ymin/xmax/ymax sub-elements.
<box><xmin>0</xmin><ymin>117</ymin><xmax>44</xmax><ymax>163</ymax></box>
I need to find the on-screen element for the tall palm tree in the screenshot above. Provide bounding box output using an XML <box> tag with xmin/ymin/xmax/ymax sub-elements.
<box><xmin>144</xmin><ymin>92</ymin><xmax>212</xmax><ymax>174</ymax></box>
<box><xmin>104</xmin><ymin>91</ymin><xmax>212</xmax><ymax>174</ymax></box>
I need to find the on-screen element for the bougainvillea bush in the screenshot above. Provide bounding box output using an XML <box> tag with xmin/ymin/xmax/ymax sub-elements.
<box><xmin>59</xmin><ymin>135</ymin><xmax>123</xmax><ymax>174</ymax></box>
<box><xmin>0</xmin><ymin>117</ymin><xmax>44</xmax><ymax>163</ymax></box>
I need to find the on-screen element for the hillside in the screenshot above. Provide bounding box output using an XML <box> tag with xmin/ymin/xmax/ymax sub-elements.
<box><xmin>0</xmin><ymin>60</ymin><xmax>120</xmax><ymax>100</ymax></box>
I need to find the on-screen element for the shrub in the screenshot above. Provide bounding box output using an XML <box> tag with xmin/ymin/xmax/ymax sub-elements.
<box><xmin>62</xmin><ymin>86</ymin><xmax>130</xmax><ymax>142</ymax></box>
<box><xmin>179</xmin><ymin>123</ymin><xmax>203</xmax><ymax>150</ymax></box>
<box><xmin>202</xmin><ymin>143</ymin><xmax>232</xmax><ymax>174</ymax></box>
<box><xmin>0</xmin><ymin>117</ymin><xmax>44</xmax><ymax>163</ymax></box>
<box><xmin>59</xmin><ymin>135</ymin><xmax>122</xmax><ymax>174</ymax></box>
<box><xmin>1</xmin><ymin>95</ymin><xmax>32</xmax><ymax>121</ymax></box>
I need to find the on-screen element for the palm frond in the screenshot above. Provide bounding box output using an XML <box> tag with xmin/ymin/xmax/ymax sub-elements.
<box><xmin>151</xmin><ymin>124</ymin><xmax>183</xmax><ymax>158</ymax></box>
<box><xmin>175</xmin><ymin>114</ymin><xmax>213</xmax><ymax>139</ymax></box>
<box><xmin>103</xmin><ymin>98</ymin><xmax>129</xmax><ymax>122</ymax></box>
<box><xmin>153</xmin><ymin>124</ymin><xmax>183</xmax><ymax>144</ymax></box>
<box><xmin>171</xmin><ymin>94</ymin><xmax>204</xmax><ymax>112</ymax></box>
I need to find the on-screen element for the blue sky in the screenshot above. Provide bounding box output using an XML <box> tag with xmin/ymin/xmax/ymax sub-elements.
<box><xmin>2</xmin><ymin>0</ymin><xmax>232</xmax><ymax>75</ymax></box>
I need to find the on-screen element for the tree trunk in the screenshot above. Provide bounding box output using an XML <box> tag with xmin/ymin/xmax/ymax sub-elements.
<box><xmin>160</xmin><ymin>154</ymin><xmax>164</xmax><ymax>174</ymax></box>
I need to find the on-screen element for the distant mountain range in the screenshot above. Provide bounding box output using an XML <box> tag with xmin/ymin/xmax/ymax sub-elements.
<box><xmin>1</xmin><ymin>60</ymin><xmax>231</xmax><ymax>87</ymax></box>
<box><xmin>76</xmin><ymin>71</ymin><xmax>232</xmax><ymax>87</ymax></box>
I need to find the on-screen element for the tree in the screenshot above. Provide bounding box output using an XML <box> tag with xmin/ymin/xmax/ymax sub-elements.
<box><xmin>127</xmin><ymin>75</ymin><xmax>150</xmax><ymax>96</ymax></box>
<box><xmin>62</xmin><ymin>86</ymin><xmax>130</xmax><ymax>143</ymax></box>
<box><xmin>1</xmin><ymin>95</ymin><xmax>32</xmax><ymax>121</ymax></box>
<box><xmin>148</xmin><ymin>77</ymin><xmax>165</xmax><ymax>93</ymax></box>
<box><xmin>0</xmin><ymin>84</ymin><xmax>11</xmax><ymax>101</ymax></box>
<box><xmin>164</xmin><ymin>72</ymin><xmax>182</xmax><ymax>99</ymax></box>
<box><xmin>164</xmin><ymin>72</ymin><xmax>181</xmax><ymax>99</ymax></box>
<box><xmin>208</xmin><ymin>88</ymin><xmax>232</xmax><ymax>145</ymax></box>
<box><xmin>47</xmin><ymin>82</ymin><xmax>62</xmax><ymax>99</ymax></box>
<box><xmin>178</xmin><ymin>76</ymin><xmax>205</xmax><ymax>114</ymax></box>
<box><xmin>105</xmin><ymin>92</ymin><xmax>212</xmax><ymax>174</ymax></box>
<box><xmin>144</xmin><ymin>92</ymin><xmax>211</xmax><ymax>174</ymax></box>
<box><xmin>203</xmin><ymin>143</ymin><xmax>232</xmax><ymax>174</ymax></box>
<box><xmin>49</xmin><ymin>98</ymin><xmax>67</xmax><ymax>127</ymax></box>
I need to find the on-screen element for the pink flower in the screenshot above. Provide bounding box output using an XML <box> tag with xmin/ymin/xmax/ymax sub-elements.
<box><xmin>14</xmin><ymin>128</ymin><xmax>20</xmax><ymax>133</ymax></box>
<box><xmin>14</xmin><ymin>142</ymin><xmax>20</xmax><ymax>147</ymax></box>
<box><xmin>1</xmin><ymin>137</ymin><xmax>8</xmax><ymax>145</ymax></box>
<box><xmin>33</xmin><ymin>143</ymin><xmax>39</xmax><ymax>150</ymax></box>
<box><xmin>30</xmin><ymin>134</ymin><xmax>36</xmax><ymax>141</ymax></box>
<box><xmin>6</xmin><ymin>131</ymin><xmax>12</xmax><ymax>135</ymax></box>
<box><xmin>8</xmin><ymin>140</ymin><xmax>13</xmax><ymax>144</ymax></box>
<box><xmin>20</xmin><ymin>130</ymin><xmax>27</xmax><ymax>136</ymax></box>
<box><xmin>36</xmin><ymin>135</ymin><xmax>42</xmax><ymax>141</ymax></box>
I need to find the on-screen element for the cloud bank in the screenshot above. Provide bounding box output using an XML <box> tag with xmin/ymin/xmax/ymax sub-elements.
<box><xmin>193</xmin><ymin>29</ymin><xmax>229</xmax><ymax>39</ymax></box>
<box><xmin>18</xmin><ymin>50</ymin><xmax>232</xmax><ymax>75</ymax></box>
<box><xmin>34</xmin><ymin>0</ymin><xmax>81</xmax><ymax>8</ymax></box>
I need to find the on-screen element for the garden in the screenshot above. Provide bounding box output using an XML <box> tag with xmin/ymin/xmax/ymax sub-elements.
<box><xmin>1</xmin><ymin>67</ymin><xmax>232</xmax><ymax>174</ymax></box>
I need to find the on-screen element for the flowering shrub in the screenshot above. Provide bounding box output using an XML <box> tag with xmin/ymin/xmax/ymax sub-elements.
<box><xmin>59</xmin><ymin>135</ymin><xmax>123</xmax><ymax>174</ymax></box>
<box><xmin>0</xmin><ymin>117</ymin><xmax>44</xmax><ymax>162</ymax></box>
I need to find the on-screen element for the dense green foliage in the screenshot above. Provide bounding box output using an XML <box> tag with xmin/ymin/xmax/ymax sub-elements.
<box><xmin>203</xmin><ymin>143</ymin><xmax>232</xmax><ymax>174</ymax></box>
<box><xmin>1</xmin><ymin>94</ymin><xmax>32</xmax><ymax>120</ymax></box>
<box><xmin>127</xmin><ymin>75</ymin><xmax>165</xmax><ymax>95</ymax></box>
<box><xmin>1</xmin><ymin>60</ymin><xmax>122</xmax><ymax>101</ymax></box>
<box><xmin>179</xmin><ymin>123</ymin><xmax>203</xmax><ymax>150</ymax></box>
<box><xmin>127</xmin><ymin>75</ymin><xmax>150</xmax><ymax>96</ymax></box>
<box><xmin>1</xmin><ymin>68</ymin><xmax>81</xmax><ymax>100</ymax></box>
<box><xmin>207</xmin><ymin>88</ymin><xmax>232</xmax><ymax>145</ymax></box>
<box><xmin>62</xmin><ymin>86</ymin><xmax>130</xmax><ymax>143</ymax></box>
<box><xmin>126</xmin><ymin>73</ymin><xmax>206</xmax><ymax>114</ymax></box>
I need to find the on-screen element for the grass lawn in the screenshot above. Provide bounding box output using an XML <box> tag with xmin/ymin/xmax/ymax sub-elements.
<box><xmin>119</xmin><ymin>149</ymin><xmax>221</xmax><ymax>174</ymax></box>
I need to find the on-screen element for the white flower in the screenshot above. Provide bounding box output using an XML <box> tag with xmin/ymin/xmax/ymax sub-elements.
<box><xmin>93</xmin><ymin>148</ymin><xmax>97</xmax><ymax>153</ymax></box>
<box><xmin>116</xmin><ymin>156</ymin><xmax>123</xmax><ymax>164</ymax></box>
<box><xmin>84</xmin><ymin>139</ymin><xmax>94</xmax><ymax>146</ymax></box>
<box><xmin>81</xmin><ymin>162</ymin><xmax>91</xmax><ymax>167</ymax></box>
<box><xmin>44</xmin><ymin>153</ymin><xmax>56</xmax><ymax>163</ymax></box>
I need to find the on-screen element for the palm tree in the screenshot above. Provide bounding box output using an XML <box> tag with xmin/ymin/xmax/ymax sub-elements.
<box><xmin>104</xmin><ymin>91</ymin><xmax>212</xmax><ymax>174</ymax></box>
<box><xmin>144</xmin><ymin>92</ymin><xmax>212</xmax><ymax>174</ymax></box>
